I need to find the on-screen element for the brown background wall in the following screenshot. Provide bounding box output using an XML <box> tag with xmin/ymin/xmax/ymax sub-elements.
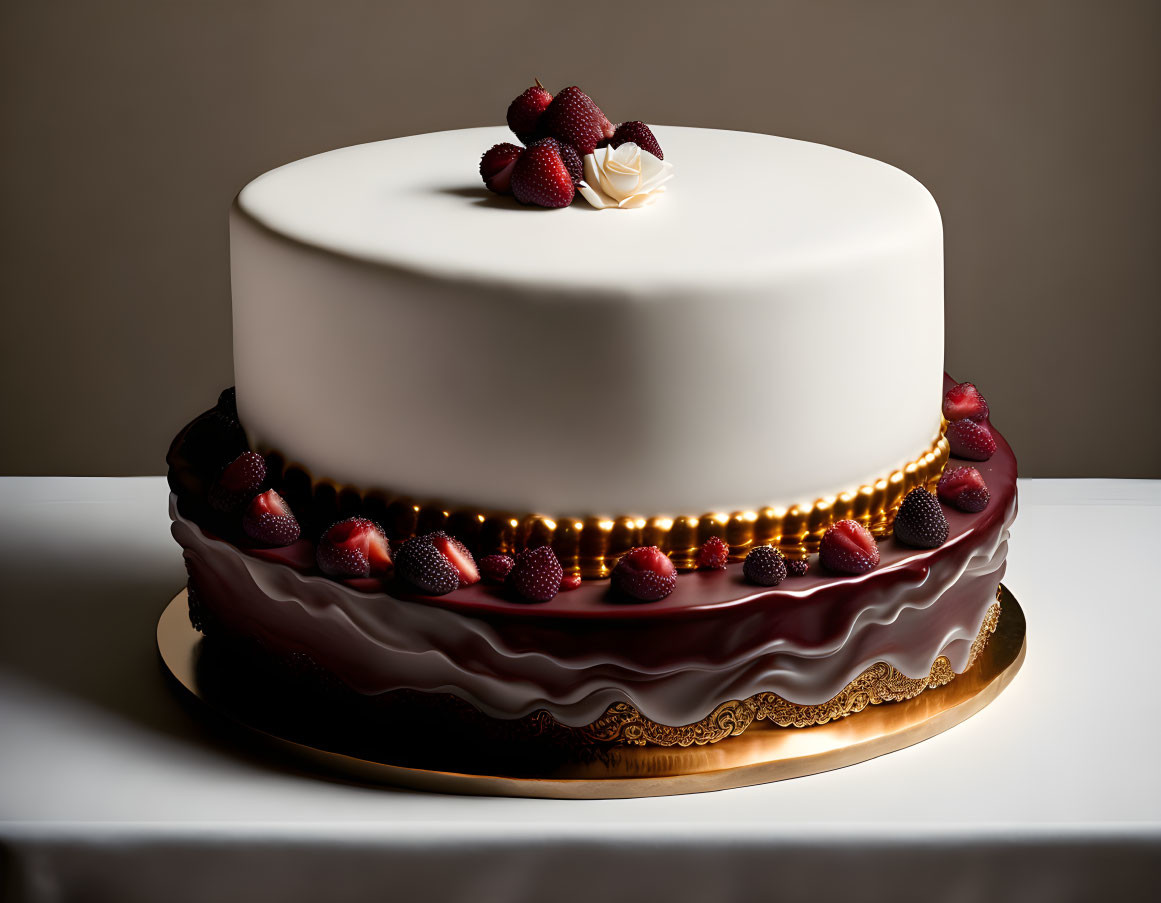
<box><xmin>2</xmin><ymin>0</ymin><xmax>1159</xmax><ymax>477</ymax></box>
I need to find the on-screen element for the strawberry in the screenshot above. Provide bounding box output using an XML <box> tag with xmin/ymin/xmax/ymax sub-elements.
<box><xmin>943</xmin><ymin>382</ymin><xmax>990</xmax><ymax>423</ymax></box>
<box><xmin>431</xmin><ymin>533</ymin><xmax>480</xmax><ymax>587</ymax></box>
<box><xmin>506</xmin><ymin>80</ymin><xmax>553</xmax><ymax>144</ymax></box>
<box><xmin>947</xmin><ymin>419</ymin><xmax>997</xmax><ymax>461</ymax></box>
<box><xmin>242</xmin><ymin>489</ymin><xmax>301</xmax><ymax>547</ymax></box>
<box><xmin>479</xmin><ymin>554</ymin><xmax>515</xmax><ymax>585</ymax></box>
<box><xmin>209</xmin><ymin>451</ymin><xmax>266</xmax><ymax>511</ymax></box>
<box><xmin>557</xmin><ymin>141</ymin><xmax>584</xmax><ymax>185</ymax></box>
<box><xmin>541</xmin><ymin>86</ymin><xmax>614</xmax><ymax>155</ymax></box>
<box><xmin>479</xmin><ymin>143</ymin><xmax>523</xmax><ymax>194</ymax></box>
<box><xmin>612</xmin><ymin>546</ymin><xmax>677</xmax><ymax>602</ymax></box>
<box><xmin>394</xmin><ymin>534</ymin><xmax>460</xmax><ymax>595</ymax></box>
<box><xmin>785</xmin><ymin>558</ymin><xmax>810</xmax><ymax>578</ymax></box>
<box><xmin>937</xmin><ymin>466</ymin><xmax>991</xmax><ymax>513</ymax></box>
<box><xmin>743</xmin><ymin>545</ymin><xmax>786</xmax><ymax>586</ymax></box>
<box><xmin>611</xmin><ymin>121</ymin><xmax>663</xmax><ymax>160</ymax></box>
<box><xmin>819</xmin><ymin>520</ymin><xmax>880</xmax><ymax>575</ymax></box>
<box><xmin>696</xmin><ymin>536</ymin><xmax>730</xmax><ymax>570</ymax></box>
<box><xmin>510</xmin><ymin>138</ymin><xmax>575</xmax><ymax>208</ymax></box>
<box><xmin>508</xmin><ymin>546</ymin><xmax>563</xmax><ymax>603</ymax></box>
<box><xmin>316</xmin><ymin>517</ymin><xmax>392</xmax><ymax>578</ymax></box>
<box><xmin>893</xmin><ymin>488</ymin><xmax>949</xmax><ymax>549</ymax></box>
<box><xmin>559</xmin><ymin>572</ymin><xmax>583</xmax><ymax>591</ymax></box>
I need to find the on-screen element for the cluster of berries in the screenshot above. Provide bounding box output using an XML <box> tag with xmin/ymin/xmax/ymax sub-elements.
<box><xmin>477</xmin><ymin>546</ymin><xmax>673</xmax><ymax>604</ymax></box>
<box><xmin>938</xmin><ymin>380</ymin><xmax>994</xmax><ymax>513</ymax></box>
<box><xmin>943</xmin><ymin>381</ymin><xmax>997</xmax><ymax>462</ymax></box>
<box><xmin>478</xmin><ymin>81</ymin><xmax>663</xmax><ymax>208</ymax></box>
<box><xmin>690</xmin><ymin>537</ymin><xmax>806</xmax><ymax>587</ymax></box>
<box><xmin>167</xmin><ymin>389</ymin><xmax>306</xmax><ymax>553</ymax></box>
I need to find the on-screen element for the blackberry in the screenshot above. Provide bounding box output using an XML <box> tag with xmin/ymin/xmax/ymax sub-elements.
<box><xmin>186</xmin><ymin>580</ymin><xmax>214</xmax><ymax>636</ymax></box>
<box><xmin>743</xmin><ymin>545</ymin><xmax>787</xmax><ymax>587</ymax></box>
<box><xmin>893</xmin><ymin>488</ymin><xmax>950</xmax><ymax>549</ymax></box>
<box><xmin>785</xmin><ymin>558</ymin><xmax>810</xmax><ymax>578</ymax></box>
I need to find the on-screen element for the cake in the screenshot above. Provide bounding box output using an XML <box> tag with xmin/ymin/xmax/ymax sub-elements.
<box><xmin>167</xmin><ymin>86</ymin><xmax>1016</xmax><ymax>751</ymax></box>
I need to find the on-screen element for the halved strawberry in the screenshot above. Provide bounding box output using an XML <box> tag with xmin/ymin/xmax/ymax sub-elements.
<box><xmin>937</xmin><ymin>466</ymin><xmax>991</xmax><ymax>512</ymax></box>
<box><xmin>819</xmin><ymin>520</ymin><xmax>880</xmax><ymax>575</ymax></box>
<box><xmin>541</xmin><ymin>86</ymin><xmax>614</xmax><ymax>155</ymax></box>
<box><xmin>479</xmin><ymin>142</ymin><xmax>522</xmax><ymax>194</ymax></box>
<box><xmin>612</xmin><ymin>546</ymin><xmax>677</xmax><ymax>602</ymax></box>
<box><xmin>394</xmin><ymin>535</ymin><xmax>458</xmax><ymax>595</ymax></box>
<box><xmin>431</xmin><ymin>533</ymin><xmax>480</xmax><ymax>587</ymax></box>
<box><xmin>943</xmin><ymin>382</ymin><xmax>990</xmax><ymax>423</ymax></box>
<box><xmin>316</xmin><ymin>517</ymin><xmax>392</xmax><ymax>578</ymax></box>
<box><xmin>242</xmin><ymin>489</ymin><xmax>301</xmax><ymax>547</ymax></box>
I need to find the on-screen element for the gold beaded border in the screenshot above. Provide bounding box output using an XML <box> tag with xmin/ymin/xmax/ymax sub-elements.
<box><xmin>268</xmin><ymin>419</ymin><xmax>948</xmax><ymax>580</ymax></box>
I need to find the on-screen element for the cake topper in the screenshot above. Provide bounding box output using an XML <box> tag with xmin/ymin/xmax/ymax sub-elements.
<box><xmin>478</xmin><ymin>81</ymin><xmax>674</xmax><ymax>209</ymax></box>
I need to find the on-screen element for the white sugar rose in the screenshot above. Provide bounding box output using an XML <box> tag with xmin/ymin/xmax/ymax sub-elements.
<box><xmin>578</xmin><ymin>142</ymin><xmax>675</xmax><ymax>209</ymax></box>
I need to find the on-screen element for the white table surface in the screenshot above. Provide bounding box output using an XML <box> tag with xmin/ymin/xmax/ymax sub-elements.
<box><xmin>1</xmin><ymin>476</ymin><xmax>1158</xmax><ymax>902</ymax></box>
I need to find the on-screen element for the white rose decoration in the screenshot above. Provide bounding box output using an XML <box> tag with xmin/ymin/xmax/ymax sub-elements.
<box><xmin>578</xmin><ymin>142</ymin><xmax>675</xmax><ymax>209</ymax></box>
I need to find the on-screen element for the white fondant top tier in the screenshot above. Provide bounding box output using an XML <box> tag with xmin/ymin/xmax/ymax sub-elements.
<box><xmin>231</xmin><ymin>126</ymin><xmax>944</xmax><ymax>517</ymax></box>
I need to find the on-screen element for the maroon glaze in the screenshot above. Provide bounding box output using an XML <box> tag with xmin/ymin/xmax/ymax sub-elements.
<box><xmin>245</xmin><ymin>539</ymin><xmax>316</xmax><ymax>570</ymax></box>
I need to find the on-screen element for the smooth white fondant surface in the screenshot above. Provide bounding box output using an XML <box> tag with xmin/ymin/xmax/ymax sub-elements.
<box><xmin>232</xmin><ymin>126</ymin><xmax>944</xmax><ymax>516</ymax></box>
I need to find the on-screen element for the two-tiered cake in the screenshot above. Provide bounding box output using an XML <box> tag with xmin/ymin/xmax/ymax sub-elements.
<box><xmin>168</xmin><ymin>88</ymin><xmax>1015</xmax><ymax>748</ymax></box>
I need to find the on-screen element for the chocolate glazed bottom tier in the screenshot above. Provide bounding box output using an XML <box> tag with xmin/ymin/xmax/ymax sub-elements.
<box><xmin>173</xmin><ymin>420</ymin><xmax>1016</xmax><ymax>742</ymax></box>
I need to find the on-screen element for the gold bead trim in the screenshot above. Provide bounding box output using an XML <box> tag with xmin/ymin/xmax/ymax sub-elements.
<box><xmin>569</xmin><ymin>595</ymin><xmax>1002</xmax><ymax>747</ymax></box>
<box><xmin>269</xmin><ymin>420</ymin><xmax>949</xmax><ymax>579</ymax></box>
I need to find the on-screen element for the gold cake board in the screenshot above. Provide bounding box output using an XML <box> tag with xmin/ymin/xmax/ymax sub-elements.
<box><xmin>157</xmin><ymin>586</ymin><xmax>1026</xmax><ymax>799</ymax></box>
